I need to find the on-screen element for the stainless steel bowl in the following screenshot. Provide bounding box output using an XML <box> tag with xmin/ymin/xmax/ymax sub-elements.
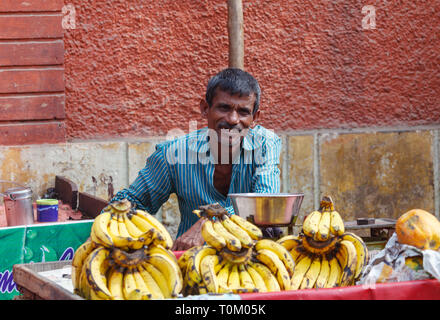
<box><xmin>228</xmin><ymin>193</ymin><xmax>305</xmax><ymax>226</ymax></box>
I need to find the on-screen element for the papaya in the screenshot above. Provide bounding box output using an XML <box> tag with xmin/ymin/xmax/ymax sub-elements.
<box><xmin>395</xmin><ymin>209</ymin><xmax>440</xmax><ymax>251</ymax></box>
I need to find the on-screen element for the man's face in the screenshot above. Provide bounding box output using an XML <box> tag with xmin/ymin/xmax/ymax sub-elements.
<box><xmin>200</xmin><ymin>88</ymin><xmax>260</xmax><ymax>147</ymax></box>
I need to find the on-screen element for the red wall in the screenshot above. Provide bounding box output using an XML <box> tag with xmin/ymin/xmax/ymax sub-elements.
<box><xmin>63</xmin><ymin>0</ymin><xmax>440</xmax><ymax>140</ymax></box>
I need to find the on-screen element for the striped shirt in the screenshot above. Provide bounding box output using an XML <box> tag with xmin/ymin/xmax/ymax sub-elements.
<box><xmin>111</xmin><ymin>125</ymin><xmax>281</xmax><ymax>238</ymax></box>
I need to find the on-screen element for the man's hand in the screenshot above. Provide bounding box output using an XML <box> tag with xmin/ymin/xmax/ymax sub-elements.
<box><xmin>171</xmin><ymin>218</ymin><xmax>206</xmax><ymax>251</ymax></box>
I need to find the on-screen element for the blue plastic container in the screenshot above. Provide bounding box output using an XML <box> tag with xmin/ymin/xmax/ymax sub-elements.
<box><xmin>36</xmin><ymin>199</ymin><xmax>59</xmax><ymax>222</ymax></box>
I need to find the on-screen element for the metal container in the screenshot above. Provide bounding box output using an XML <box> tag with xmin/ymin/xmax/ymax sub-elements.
<box><xmin>1</xmin><ymin>181</ymin><xmax>34</xmax><ymax>226</ymax></box>
<box><xmin>228</xmin><ymin>193</ymin><xmax>304</xmax><ymax>226</ymax></box>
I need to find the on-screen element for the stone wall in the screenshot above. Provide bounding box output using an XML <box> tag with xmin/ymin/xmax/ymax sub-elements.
<box><xmin>1</xmin><ymin>125</ymin><xmax>438</xmax><ymax>240</ymax></box>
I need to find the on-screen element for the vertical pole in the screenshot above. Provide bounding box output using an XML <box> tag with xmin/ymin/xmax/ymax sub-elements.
<box><xmin>228</xmin><ymin>0</ymin><xmax>244</xmax><ymax>70</ymax></box>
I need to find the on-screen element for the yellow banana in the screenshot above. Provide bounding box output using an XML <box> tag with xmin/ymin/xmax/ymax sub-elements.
<box><xmin>84</xmin><ymin>247</ymin><xmax>112</xmax><ymax>300</ymax></box>
<box><xmin>107</xmin><ymin>265</ymin><xmax>124</xmax><ymax>300</ymax></box>
<box><xmin>316</xmin><ymin>210</ymin><xmax>331</xmax><ymax>241</ymax></box>
<box><xmin>325</xmin><ymin>255</ymin><xmax>342</xmax><ymax>288</ymax></box>
<box><xmin>71</xmin><ymin>239</ymin><xmax>96</xmax><ymax>290</ymax></box>
<box><xmin>129</xmin><ymin>214</ymin><xmax>170</xmax><ymax>249</ymax></box>
<box><xmin>314</xmin><ymin>255</ymin><xmax>330</xmax><ymax>288</ymax></box>
<box><xmin>123</xmin><ymin>211</ymin><xmax>147</xmax><ymax>238</ymax></box>
<box><xmin>148</xmin><ymin>244</ymin><xmax>179</xmax><ymax>265</ymax></box>
<box><xmin>221</xmin><ymin>215</ymin><xmax>254</xmax><ymax>248</ymax></box>
<box><xmin>245</xmin><ymin>264</ymin><xmax>267</xmax><ymax>292</ymax></box>
<box><xmin>216</xmin><ymin>261</ymin><xmax>231</xmax><ymax>293</ymax></box>
<box><xmin>177</xmin><ymin>245</ymin><xmax>201</xmax><ymax>278</ymax></box>
<box><xmin>130</xmin><ymin>268</ymin><xmax>154</xmax><ymax>300</ymax></box>
<box><xmin>255</xmin><ymin>239</ymin><xmax>295</xmax><ymax>277</ymax></box>
<box><xmin>186</xmin><ymin>246</ymin><xmax>216</xmax><ymax>286</ymax></box>
<box><xmin>106</xmin><ymin>213</ymin><xmax>133</xmax><ymax>250</ymax></box>
<box><xmin>249</xmin><ymin>262</ymin><xmax>280</xmax><ymax>292</ymax></box>
<box><xmin>302</xmin><ymin>210</ymin><xmax>322</xmax><ymax>238</ymax></box>
<box><xmin>329</xmin><ymin>210</ymin><xmax>345</xmax><ymax>236</ymax></box>
<box><xmin>141</xmin><ymin>262</ymin><xmax>172</xmax><ymax>298</ymax></box>
<box><xmin>133</xmin><ymin>209</ymin><xmax>173</xmax><ymax>249</ymax></box>
<box><xmin>123</xmin><ymin>268</ymin><xmax>148</xmax><ymax>300</ymax></box>
<box><xmin>201</xmin><ymin>219</ymin><xmax>226</xmax><ymax>251</ymax></box>
<box><xmin>78</xmin><ymin>254</ymin><xmax>91</xmax><ymax>299</ymax></box>
<box><xmin>227</xmin><ymin>263</ymin><xmax>240</xmax><ymax>289</ymax></box>
<box><xmin>238</xmin><ymin>264</ymin><xmax>255</xmax><ymax>290</ymax></box>
<box><xmin>136</xmin><ymin>265</ymin><xmax>164</xmax><ymax>299</ymax></box>
<box><xmin>213</xmin><ymin>220</ymin><xmax>242</xmax><ymax>252</ymax></box>
<box><xmin>277</xmin><ymin>234</ymin><xmax>305</xmax><ymax>264</ymax></box>
<box><xmin>129</xmin><ymin>211</ymin><xmax>155</xmax><ymax>233</ymax></box>
<box><xmin>341</xmin><ymin>232</ymin><xmax>368</xmax><ymax>279</ymax></box>
<box><xmin>300</xmin><ymin>256</ymin><xmax>321</xmax><ymax>289</ymax></box>
<box><xmin>117</xmin><ymin>213</ymin><xmax>144</xmax><ymax>250</ymax></box>
<box><xmin>277</xmin><ymin>234</ymin><xmax>302</xmax><ymax>251</ymax></box>
<box><xmin>229</xmin><ymin>214</ymin><xmax>263</xmax><ymax>240</ymax></box>
<box><xmin>142</xmin><ymin>228</ymin><xmax>169</xmax><ymax>248</ymax></box>
<box><xmin>335</xmin><ymin>240</ymin><xmax>358</xmax><ymax>287</ymax></box>
<box><xmin>200</xmin><ymin>254</ymin><xmax>220</xmax><ymax>293</ymax></box>
<box><xmin>147</xmin><ymin>252</ymin><xmax>183</xmax><ymax>297</ymax></box>
<box><xmin>90</xmin><ymin>211</ymin><xmax>114</xmax><ymax>247</ymax></box>
<box><xmin>255</xmin><ymin>249</ymin><xmax>290</xmax><ymax>290</ymax></box>
<box><xmin>214</xmin><ymin>258</ymin><xmax>226</xmax><ymax>274</ymax></box>
<box><xmin>117</xmin><ymin>212</ymin><xmax>131</xmax><ymax>238</ymax></box>
<box><xmin>290</xmin><ymin>255</ymin><xmax>312</xmax><ymax>290</ymax></box>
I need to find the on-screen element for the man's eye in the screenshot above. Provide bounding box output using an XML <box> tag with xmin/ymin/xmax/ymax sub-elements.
<box><xmin>218</xmin><ymin>105</ymin><xmax>230</xmax><ymax>111</ymax></box>
<box><xmin>239</xmin><ymin>109</ymin><xmax>251</xmax><ymax>115</ymax></box>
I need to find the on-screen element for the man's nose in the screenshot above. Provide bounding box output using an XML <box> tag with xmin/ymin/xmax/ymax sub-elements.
<box><xmin>227</xmin><ymin>110</ymin><xmax>240</xmax><ymax>125</ymax></box>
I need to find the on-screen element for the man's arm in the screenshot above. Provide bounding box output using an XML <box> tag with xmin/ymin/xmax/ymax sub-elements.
<box><xmin>110</xmin><ymin>144</ymin><xmax>174</xmax><ymax>215</ymax></box>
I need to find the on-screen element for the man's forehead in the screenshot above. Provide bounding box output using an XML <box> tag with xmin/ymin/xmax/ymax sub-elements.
<box><xmin>212</xmin><ymin>88</ymin><xmax>256</xmax><ymax>105</ymax></box>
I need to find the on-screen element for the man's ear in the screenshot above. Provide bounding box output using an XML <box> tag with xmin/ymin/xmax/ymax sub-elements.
<box><xmin>200</xmin><ymin>99</ymin><xmax>209</xmax><ymax>118</ymax></box>
<box><xmin>250</xmin><ymin>109</ymin><xmax>260</xmax><ymax>128</ymax></box>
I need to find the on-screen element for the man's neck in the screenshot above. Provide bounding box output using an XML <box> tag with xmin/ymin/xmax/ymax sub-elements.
<box><xmin>209</xmin><ymin>141</ymin><xmax>241</xmax><ymax>165</ymax></box>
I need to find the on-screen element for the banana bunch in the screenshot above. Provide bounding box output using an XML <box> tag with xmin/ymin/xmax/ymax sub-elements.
<box><xmin>72</xmin><ymin>198</ymin><xmax>183</xmax><ymax>300</ymax></box>
<box><xmin>178</xmin><ymin>204</ymin><xmax>295</xmax><ymax>295</ymax></box>
<box><xmin>302</xmin><ymin>195</ymin><xmax>345</xmax><ymax>241</ymax></box>
<box><xmin>90</xmin><ymin>199</ymin><xmax>173</xmax><ymax>251</ymax></box>
<box><xmin>178</xmin><ymin>242</ymin><xmax>295</xmax><ymax>295</ymax></box>
<box><xmin>72</xmin><ymin>243</ymin><xmax>183</xmax><ymax>300</ymax></box>
<box><xmin>277</xmin><ymin>195</ymin><xmax>369</xmax><ymax>289</ymax></box>
<box><xmin>196</xmin><ymin>203</ymin><xmax>263</xmax><ymax>267</ymax></box>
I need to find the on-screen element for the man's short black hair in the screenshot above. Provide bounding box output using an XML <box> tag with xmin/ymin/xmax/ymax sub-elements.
<box><xmin>205</xmin><ymin>68</ymin><xmax>261</xmax><ymax>115</ymax></box>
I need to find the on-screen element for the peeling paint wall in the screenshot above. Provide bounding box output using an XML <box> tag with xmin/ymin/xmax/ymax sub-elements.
<box><xmin>1</xmin><ymin>127</ymin><xmax>439</xmax><ymax>240</ymax></box>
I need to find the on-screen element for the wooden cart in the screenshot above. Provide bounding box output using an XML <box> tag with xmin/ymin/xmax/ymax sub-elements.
<box><xmin>13</xmin><ymin>260</ymin><xmax>83</xmax><ymax>300</ymax></box>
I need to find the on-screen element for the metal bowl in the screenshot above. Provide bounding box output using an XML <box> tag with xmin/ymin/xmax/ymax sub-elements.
<box><xmin>228</xmin><ymin>193</ymin><xmax>305</xmax><ymax>226</ymax></box>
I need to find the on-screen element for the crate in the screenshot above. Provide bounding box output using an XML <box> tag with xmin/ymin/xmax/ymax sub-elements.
<box><xmin>13</xmin><ymin>260</ymin><xmax>83</xmax><ymax>300</ymax></box>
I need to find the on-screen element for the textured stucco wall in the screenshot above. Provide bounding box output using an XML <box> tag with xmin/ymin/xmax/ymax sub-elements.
<box><xmin>63</xmin><ymin>0</ymin><xmax>440</xmax><ymax>140</ymax></box>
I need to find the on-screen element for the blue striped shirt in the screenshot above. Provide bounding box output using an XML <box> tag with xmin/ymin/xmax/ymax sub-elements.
<box><xmin>111</xmin><ymin>125</ymin><xmax>281</xmax><ymax>238</ymax></box>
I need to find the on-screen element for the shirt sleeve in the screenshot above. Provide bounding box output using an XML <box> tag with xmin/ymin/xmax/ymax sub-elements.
<box><xmin>110</xmin><ymin>143</ymin><xmax>174</xmax><ymax>214</ymax></box>
<box><xmin>251</xmin><ymin>134</ymin><xmax>282</xmax><ymax>194</ymax></box>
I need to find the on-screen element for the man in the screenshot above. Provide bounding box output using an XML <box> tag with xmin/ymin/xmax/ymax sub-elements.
<box><xmin>110</xmin><ymin>68</ymin><xmax>282</xmax><ymax>250</ymax></box>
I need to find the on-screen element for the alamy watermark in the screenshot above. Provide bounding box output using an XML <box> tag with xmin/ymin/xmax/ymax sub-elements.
<box><xmin>362</xmin><ymin>5</ymin><xmax>376</xmax><ymax>30</ymax></box>
<box><xmin>163</xmin><ymin>121</ymin><xmax>275</xmax><ymax>166</ymax></box>
<box><xmin>62</xmin><ymin>4</ymin><xmax>76</xmax><ymax>30</ymax></box>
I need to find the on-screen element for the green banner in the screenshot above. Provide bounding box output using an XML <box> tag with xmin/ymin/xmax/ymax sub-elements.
<box><xmin>0</xmin><ymin>220</ymin><xmax>93</xmax><ymax>300</ymax></box>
